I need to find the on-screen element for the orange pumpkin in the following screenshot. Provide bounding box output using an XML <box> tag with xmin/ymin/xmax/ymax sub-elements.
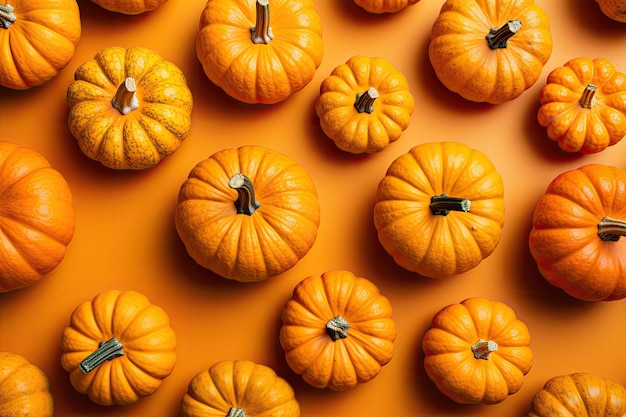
<box><xmin>537</xmin><ymin>57</ymin><xmax>626</xmax><ymax>154</ymax></box>
<box><xmin>596</xmin><ymin>0</ymin><xmax>626</xmax><ymax>22</ymax></box>
<box><xmin>279</xmin><ymin>270</ymin><xmax>397</xmax><ymax>391</ymax></box>
<box><xmin>422</xmin><ymin>297</ymin><xmax>533</xmax><ymax>405</ymax></box>
<box><xmin>89</xmin><ymin>0</ymin><xmax>169</xmax><ymax>15</ymax></box>
<box><xmin>0</xmin><ymin>141</ymin><xmax>75</xmax><ymax>293</ymax></box>
<box><xmin>175</xmin><ymin>145</ymin><xmax>320</xmax><ymax>282</ymax></box>
<box><xmin>353</xmin><ymin>0</ymin><xmax>419</xmax><ymax>14</ymax></box>
<box><xmin>196</xmin><ymin>0</ymin><xmax>324</xmax><ymax>104</ymax></box>
<box><xmin>60</xmin><ymin>289</ymin><xmax>177</xmax><ymax>406</ymax></box>
<box><xmin>0</xmin><ymin>352</ymin><xmax>54</xmax><ymax>417</ymax></box>
<box><xmin>429</xmin><ymin>0</ymin><xmax>553</xmax><ymax>104</ymax></box>
<box><xmin>529</xmin><ymin>164</ymin><xmax>626</xmax><ymax>301</ymax></box>
<box><xmin>180</xmin><ymin>360</ymin><xmax>300</xmax><ymax>417</ymax></box>
<box><xmin>0</xmin><ymin>0</ymin><xmax>81</xmax><ymax>90</ymax></box>
<box><xmin>374</xmin><ymin>141</ymin><xmax>505</xmax><ymax>279</ymax></box>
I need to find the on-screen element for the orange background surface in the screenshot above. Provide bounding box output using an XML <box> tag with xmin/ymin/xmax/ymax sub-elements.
<box><xmin>1</xmin><ymin>0</ymin><xmax>626</xmax><ymax>416</ymax></box>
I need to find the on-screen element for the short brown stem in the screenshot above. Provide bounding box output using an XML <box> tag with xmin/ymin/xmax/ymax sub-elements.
<box><xmin>111</xmin><ymin>77</ymin><xmax>139</xmax><ymax>115</ymax></box>
<box><xmin>227</xmin><ymin>408</ymin><xmax>246</xmax><ymax>417</ymax></box>
<box><xmin>250</xmin><ymin>0</ymin><xmax>273</xmax><ymax>44</ymax></box>
<box><xmin>579</xmin><ymin>84</ymin><xmax>597</xmax><ymax>109</ymax></box>
<box><xmin>598</xmin><ymin>216</ymin><xmax>626</xmax><ymax>241</ymax></box>
<box><xmin>430</xmin><ymin>193</ymin><xmax>471</xmax><ymax>216</ymax></box>
<box><xmin>79</xmin><ymin>337</ymin><xmax>124</xmax><ymax>374</ymax></box>
<box><xmin>326</xmin><ymin>315</ymin><xmax>350</xmax><ymax>341</ymax></box>
<box><xmin>229</xmin><ymin>173</ymin><xmax>261</xmax><ymax>215</ymax></box>
<box><xmin>471</xmin><ymin>339</ymin><xmax>498</xmax><ymax>360</ymax></box>
<box><xmin>0</xmin><ymin>4</ymin><xmax>17</xmax><ymax>29</ymax></box>
<box><xmin>355</xmin><ymin>87</ymin><xmax>379</xmax><ymax>114</ymax></box>
<box><xmin>486</xmin><ymin>20</ymin><xmax>522</xmax><ymax>49</ymax></box>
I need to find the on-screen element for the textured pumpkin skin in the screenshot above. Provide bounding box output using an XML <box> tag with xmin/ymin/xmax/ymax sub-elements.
<box><xmin>175</xmin><ymin>145</ymin><xmax>320</xmax><ymax>282</ymax></box>
<box><xmin>596</xmin><ymin>0</ymin><xmax>626</xmax><ymax>22</ymax></box>
<box><xmin>279</xmin><ymin>270</ymin><xmax>397</xmax><ymax>391</ymax></box>
<box><xmin>374</xmin><ymin>141</ymin><xmax>505</xmax><ymax>279</ymax></box>
<box><xmin>67</xmin><ymin>46</ymin><xmax>193</xmax><ymax>170</ymax></box>
<box><xmin>180</xmin><ymin>360</ymin><xmax>300</xmax><ymax>417</ymax></box>
<box><xmin>196</xmin><ymin>0</ymin><xmax>324</xmax><ymax>104</ymax></box>
<box><xmin>315</xmin><ymin>55</ymin><xmax>415</xmax><ymax>154</ymax></box>
<box><xmin>528</xmin><ymin>373</ymin><xmax>626</xmax><ymax>417</ymax></box>
<box><xmin>0</xmin><ymin>141</ymin><xmax>75</xmax><ymax>293</ymax></box>
<box><xmin>60</xmin><ymin>289</ymin><xmax>177</xmax><ymax>406</ymax></box>
<box><xmin>422</xmin><ymin>297</ymin><xmax>533</xmax><ymax>405</ymax></box>
<box><xmin>90</xmin><ymin>0</ymin><xmax>169</xmax><ymax>15</ymax></box>
<box><xmin>0</xmin><ymin>352</ymin><xmax>54</xmax><ymax>417</ymax></box>
<box><xmin>353</xmin><ymin>0</ymin><xmax>419</xmax><ymax>14</ymax></box>
<box><xmin>429</xmin><ymin>0</ymin><xmax>552</xmax><ymax>104</ymax></box>
<box><xmin>538</xmin><ymin>57</ymin><xmax>626</xmax><ymax>154</ymax></box>
<box><xmin>529</xmin><ymin>164</ymin><xmax>626</xmax><ymax>301</ymax></box>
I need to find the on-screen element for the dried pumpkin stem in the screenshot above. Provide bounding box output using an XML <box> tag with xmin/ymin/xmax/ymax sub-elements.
<box><xmin>471</xmin><ymin>339</ymin><xmax>498</xmax><ymax>360</ymax></box>
<box><xmin>0</xmin><ymin>4</ymin><xmax>17</xmax><ymax>29</ymax></box>
<box><xmin>326</xmin><ymin>315</ymin><xmax>350</xmax><ymax>341</ymax></box>
<box><xmin>111</xmin><ymin>77</ymin><xmax>139</xmax><ymax>115</ymax></box>
<box><xmin>227</xmin><ymin>407</ymin><xmax>246</xmax><ymax>417</ymax></box>
<box><xmin>486</xmin><ymin>19</ymin><xmax>522</xmax><ymax>49</ymax></box>
<box><xmin>229</xmin><ymin>173</ymin><xmax>261</xmax><ymax>216</ymax></box>
<box><xmin>430</xmin><ymin>193</ymin><xmax>471</xmax><ymax>216</ymax></box>
<box><xmin>597</xmin><ymin>216</ymin><xmax>626</xmax><ymax>241</ymax></box>
<box><xmin>250</xmin><ymin>0</ymin><xmax>274</xmax><ymax>44</ymax></box>
<box><xmin>355</xmin><ymin>87</ymin><xmax>379</xmax><ymax>114</ymax></box>
<box><xmin>79</xmin><ymin>337</ymin><xmax>124</xmax><ymax>374</ymax></box>
<box><xmin>579</xmin><ymin>84</ymin><xmax>597</xmax><ymax>109</ymax></box>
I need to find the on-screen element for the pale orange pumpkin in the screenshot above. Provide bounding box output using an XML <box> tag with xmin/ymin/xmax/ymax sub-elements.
<box><xmin>0</xmin><ymin>352</ymin><xmax>54</xmax><ymax>417</ymax></box>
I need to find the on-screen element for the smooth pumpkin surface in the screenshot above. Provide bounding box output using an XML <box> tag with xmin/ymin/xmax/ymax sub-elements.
<box><xmin>353</xmin><ymin>0</ymin><xmax>419</xmax><ymax>14</ymax></box>
<box><xmin>180</xmin><ymin>360</ymin><xmax>300</xmax><ymax>417</ymax></box>
<box><xmin>422</xmin><ymin>297</ymin><xmax>533</xmax><ymax>405</ymax></box>
<box><xmin>280</xmin><ymin>270</ymin><xmax>397</xmax><ymax>391</ymax></box>
<box><xmin>429</xmin><ymin>0</ymin><xmax>553</xmax><ymax>104</ymax></box>
<box><xmin>0</xmin><ymin>352</ymin><xmax>54</xmax><ymax>417</ymax></box>
<box><xmin>67</xmin><ymin>46</ymin><xmax>193</xmax><ymax>170</ymax></box>
<box><xmin>0</xmin><ymin>0</ymin><xmax>81</xmax><ymax>90</ymax></box>
<box><xmin>60</xmin><ymin>289</ymin><xmax>177</xmax><ymax>406</ymax></box>
<box><xmin>529</xmin><ymin>164</ymin><xmax>626</xmax><ymax>301</ymax></box>
<box><xmin>89</xmin><ymin>0</ymin><xmax>169</xmax><ymax>15</ymax></box>
<box><xmin>596</xmin><ymin>0</ymin><xmax>626</xmax><ymax>22</ymax></box>
<box><xmin>0</xmin><ymin>141</ymin><xmax>75</xmax><ymax>293</ymax></box>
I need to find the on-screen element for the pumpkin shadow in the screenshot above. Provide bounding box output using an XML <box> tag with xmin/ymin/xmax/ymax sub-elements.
<box><xmin>328</xmin><ymin>0</ymin><xmax>402</xmax><ymax>23</ymax></box>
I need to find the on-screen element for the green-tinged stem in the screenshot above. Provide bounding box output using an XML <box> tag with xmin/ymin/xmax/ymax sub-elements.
<box><xmin>326</xmin><ymin>315</ymin><xmax>350</xmax><ymax>341</ymax></box>
<box><xmin>226</xmin><ymin>407</ymin><xmax>246</xmax><ymax>417</ymax></box>
<box><xmin>486</xmin><ymin>20</ymin><xmax>522</xmax><ymax>49</ymax></box>
<box><xmin>229</xmin><ymin>173</ymin><xmax>261</xmax><ymax>216</ymax></box>
<box><xmin>471</xmin><ymin>339</ymin><xmax>498</xmax><ymax>360</ymax></box>
<box><xmin>355</xmin><ymin>87</ymin><xmax>379</xmax><ymax>114</ymax></box>
<box><xmin>598</xmin><ymin>216</ymin><xmax>626</xmax><ymax>241</ymax></box>
<box><xmin>79</xmin><ymin>337</ymin><xmax>124</xmax><ymax>374</ymax></box>
<box><xmin>579</xmin><ymin>84</ymin><xmax>597</xmax><ymax>109</ymax></box>
<box><xmin>250</xmin><ymin>0</ymin><xmax>273</xmax><ymax>44</ymax></box>
<box><xmin>430</xmin><ymin>193</ymin><xmax>471</xmax><ymax>216</ymax></box>
<box><xmin>111</xmin><ymin>77</ymin><xmax>139</xmax><ymax>115</ymax></box>
<box><xmin>0</xmin><ymin>4</ymin><xmax>17</xmax><ymax>29</ymax></box>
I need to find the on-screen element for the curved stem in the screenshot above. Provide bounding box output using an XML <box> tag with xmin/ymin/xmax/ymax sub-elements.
<box><xmin>471</xmin><ymin>339</ymin><xmax>498</xmax><ymax>360</ymax></box>
<box><xmin>229</xmin><ymin>173</ymin><xmax>261</xmax><ymax>215</ymax></box>
<box><xmin>250</xmin><ymin>0</ymin><xmax>273</xmax><ymax>44</ymax></box>
<box><xmin>598</xmin><ymin>216</ymin><xmax>626</xmax><ymax>241</ymax></box>
<box><xmin>579</xmin><ymin>84</ymin><xmax>597</xmax><ymax>109</ymax></box>
<box><xmin>430</xmin><ymin>193</ymin><xmax>471</xmax><ymax>216</ymax></box>
<box><xmin>355</xmin><ymin>87</ymin><xmax>379</xmax><ymax>114</ymax></box>
<box><xmin>111</xmin><ymin>77</ymin><xmax>139</xmax><ymax>115</ymax></box>
<box><xmin>486</xmin><ymin>20</ymin><xmax>522</xmax><ymax>49</ymax></box>
<box><xmin>0</xmin><ymin>4</ymin><xmax>17</xmax><ymax>29</ymax></box>
<box><xmin>326</xmin><ymin>315</ymin><xmax>350</xmax><ymax>341</ymax></box>
<box><xmin>79</xmin><ymin>337</ymin><xmax>124</xmax><ymax>374</ymax></box>
<box><xmin>227</xmin><ymin>408</ymin><xmax>246</xmax><ymax>417</ymax></box>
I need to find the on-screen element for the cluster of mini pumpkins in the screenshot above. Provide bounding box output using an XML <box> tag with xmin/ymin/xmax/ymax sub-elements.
<box><xmin>1</xmin><ymin>0</ymin><xmax>626</xmax><ymax>416</ymax></box>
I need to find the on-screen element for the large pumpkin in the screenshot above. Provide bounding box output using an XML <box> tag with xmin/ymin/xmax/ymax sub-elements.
<box><xmin>66</xmin><ymin>46</ymin><xmax>193</xmax><ymax>170</ymax></box>
<box><xmin>0</xmin><ymin>0</ymin><xmax>81</xmax><ymax>90</ymax></box>
<box><xmin>374</xmin><ymin>141</ymin><xmax>505</xmax><ymax>279</ymax></box>
<box><xmin>428</xmin><ymin>0</ymin><xmax>553</xmax><ymax>104</ymax></box>
<box><xmin>527</xmin><ymin>373</ymin><xmax>626</xmax><ymax>416</ymax></box>
<box><xmin>180</xmin><ymin>360</ymin><xmax>300</xmax><ymax>417</ymax></box>
<box><xmin>0</xmin><ymin>141</ymin><xmax>75</xmax><ymax>293</ymax></box>
<box><xmin>537</xmin><ymin>57</ymin><xmax>626</xmax><ymax>154</ymax></box>
<box><xmin>0</xmin><ymin>352</ymin><xmax>54</xmax><ymax>417</ymax></box>
<box><xmin>279</xmin><ymin>270</ymin><xmax>397</xmax><ymax>391</ymax></box>
<box><xmin>60</xmin><ymin>289</ymin><xmax>177</xmax><ymax>406</ymax></box>
<box><xmin>89</xmin><ymin>0</ymin><xmax>169</xmax><ymax>15</ymax></box>
<box><xmin>315</xmin><ymin>55</ymin><xmax>415</xmax><ymax>154</ymax></box>
<box><xmin>422</xmin><ymin>297</ymin><xmax>533</xmax><ymax>405</ymax></box>
<box><xmin>196</xmin><ymin>0</ymin><xmax>324</xmax><ymax>104</ymax></box>
<box><xmin>175</xmin><ymin>145</ymin><xmax>320</xmax><ymax>282</ymax></box>
<box><xmin>529</xmin><ymin>164</ymin><xmax>626</xmax><ymax>301</ymax></box>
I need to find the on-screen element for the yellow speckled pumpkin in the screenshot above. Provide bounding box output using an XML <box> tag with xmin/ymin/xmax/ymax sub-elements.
<box><xmin>0</xmin><ymin>352</ymin><xmax>54</xmax><ymax>417</ymax></box>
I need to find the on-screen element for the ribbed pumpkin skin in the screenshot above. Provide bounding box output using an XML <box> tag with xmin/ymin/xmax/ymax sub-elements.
<box><xmin>175</xmin><ymin>145</ymin><xmax>320</xmax><ymax>282</ymax></box>
<box><xmin>353</xmin><ymin>0</ymin><xmax>419</xmax><ymax>13</ymax></box>
<box><xmin>0</xmin><ymin>352</ymin><xmax>54</xmax><ymax>417</ymax></box>
<box><xmin>529</xmin><ymin>164</ymin><xmax>626</xmax><ymax>301</ymax></box>
<box><xmin>67</xmin><ymin>46</ymin><xmax>193</xmax><ymax>170</ymax></box>
<box><xmin>0</xmin><ymin>141</ymin><xmax>75</xmax><ymax>293</ymax></box>
<box><xmin>0</xmin><ymin>0</ymin><xmax>81</xmax><ymax>90</ymax></box>
<box><xmin>60</xmin><ymin>290</ymin><xmax>177</xmax><ymax>406</ymax></box>
<box><xmin>90</xmin><ymin>0</ymin><xmax>169</xmax><ymax>14</ymax></box>
<box><xmin>528</xmin><ymin>373</ymin><xmax>626</xmax><ymax>417</ymax></box>
<box><xmin>180</xmin><ymin>360</ymin><xmax>300</xmax><ymax>417</ymax></box>
<box><xmin>280</xmin><ymin>270</ymin><xmax>397</xmax><ymax>391</ymax></box>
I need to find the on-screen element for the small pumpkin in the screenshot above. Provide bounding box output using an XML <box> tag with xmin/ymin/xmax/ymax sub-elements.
<box><xmin>89</xmin><ymin>0</ymin><xmax>169</xmax><ymax>15</ymax></box>
<box><xmin>196</xmin><ymin>0</ymin><xmax>324</xmax><ymax>104</ymax></box>
<box><xmin>422</xmin><ymin>297</ymin><xmax>533</xmax><ymax>405</ymax></box>
<box><xmin>0</xmin><ymin>0</ymin><xmax>81</xmax><ymax>90</ymax></box>
<box><xmin>527</xmin><ymin>373</ymin><xmax>626</xmax><ymax>417</ymax></box>
<box><xmin>596</xmin><ymin>0</ymin><xmax>626</xmax><ymax>22</ymax></box>
<box><xmin>0</xmin><ymin>352</ymin><xmax>54</xmax><ymax>417</ymax></box>
<box><xmin>175</xmin><ymin>145</ymin><xmax>320</xmax><ymax>282</ymax></box>
<box><xmin>529</xmin><ymin>164</ymin><xmax>626</xmax><ymax>301</ymax></box>
<box><xmin>374</xmin><ymin>141</ymin><xmax>505</xmax><ymax>279</ymax></box>
<box><xmin>0</xmin><ymin>141</ymin><xmax>75</xmax><ymax>293</ymax></box>
<box><xmin>66</xmin><ymin>46</ymin><xmax>193</xmax><ymax>170</ymax></box>
<box><xmin>60</xmin><ymin>289</ymin><xmax>177</xmax><ymax>406</ymax></box>
<box><xmin>353</xmin><ymin>0</ymin><xmax>419</xmax><ymax>14</ymax></box>
<box><xmin>180</xmin><ymin>360</ymin><xmax>300</xmax><ymax>417</ymax></box>
<box><xmin>279</xmin><ymin>270</ymin><xmax>397</xmax><ymax>391</ymax></box>
<box><xmin>537</xmin><ymin>57</ymin><xmax>626</xmax><ymax>154</ymax></box>
<box><xmin>315</xmin><ymin>55</ymin><xmax>415</xmax><ymax>154</ymax></box>
<box><xmin>428</xmin><ymin>0</ymin><xmax>553</xmax><ymax>104</ymax></box>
